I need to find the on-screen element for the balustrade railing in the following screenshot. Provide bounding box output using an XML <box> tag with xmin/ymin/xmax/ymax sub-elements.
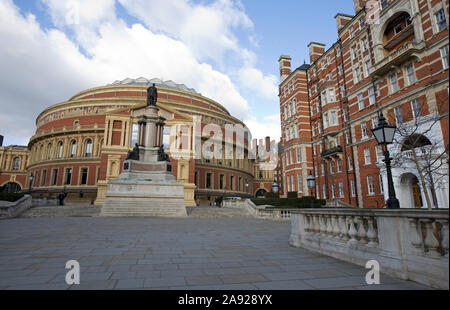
<box><xmin>290</xmin><ymin>208</ymin><xmax>449</xmax><ymax>289</ymax></box>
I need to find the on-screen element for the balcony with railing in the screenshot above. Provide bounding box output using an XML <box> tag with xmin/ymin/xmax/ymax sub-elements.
<box><xmin>321</xmin><ymin>146</ymin><xmax>343</xmax><ymax>158</ymax></box>
<box><xmin>372</xmin><ymin>11</ymin><xmax>425</xmax><ymax>76</ymax></box>
<box><xmin>373</xmin><ymin>40</ymin><xmax>425</xmax><ymax>76</ymax></box>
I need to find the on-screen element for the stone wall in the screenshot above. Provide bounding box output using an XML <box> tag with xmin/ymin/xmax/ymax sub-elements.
<box><xmin>0</xmin><ymin>195</ymin><xmax>32</xmax><ymax>219</ymax></box>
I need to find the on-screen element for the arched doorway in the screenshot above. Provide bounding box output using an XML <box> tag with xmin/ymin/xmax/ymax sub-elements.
<box><xmin>1</xmin><ymin>182</ymin><xmax>22</xmax><ymax>193</ymax></box>
<box><xmin>255</xmin><ymin>189</ymin><xmax>267</xmax><ymax>198</ymax></box>
<box><xmin>399</xmin><ymin>173</ymin><xmax>423</xmax><ymax>208</ymax></box>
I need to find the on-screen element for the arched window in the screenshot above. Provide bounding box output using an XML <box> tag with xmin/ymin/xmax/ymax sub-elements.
<box><xmin>12</xmin><ymin>157</ymin><xmax>20</xmax><ymax>170</ymax></box>
<box><xmin>85</xmin><ymin>139</ymin><xmax>92</xmax><ymax>157</ymax></box>
<box><xmin>401</xmin><ymin>134</ymin><xmax>432</xmax><ymax>152</ymax></box>
<box><xmin>47</xmin><ymin>143</ymin><xmax>52</xmax><ymax>160</ymax></box>
<box><xmin>57</xmin><ymin>141</ymin><xmax>63</xmax><ymax>158</ymax></box>
<box><xmin>70</xmin><ymin>140</ymin><xmax>77</xmax><ymax>158</ymax></box>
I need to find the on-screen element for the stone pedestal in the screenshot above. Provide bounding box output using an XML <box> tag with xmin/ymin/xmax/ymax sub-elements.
<box><xmin>100</xmin><ymin>104</ymin><xmax>187</xmax><ymax>217</ymax></box>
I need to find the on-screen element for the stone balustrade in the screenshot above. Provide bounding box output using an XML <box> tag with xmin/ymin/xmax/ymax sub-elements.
<box><xmin>290</xmin><ymin>208</ymin><xmax>449</xmax><ymax>289</ymax></box>
<box><xmin>223</xmin><ymin>199</ymin><xmax>293</xmax><ymax>221</ymax></box>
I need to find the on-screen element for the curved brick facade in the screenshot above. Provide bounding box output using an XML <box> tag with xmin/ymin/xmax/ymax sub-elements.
<box><xmin>24</xmin><ymin>82</ymin><xmax>273</xmax><ymax>206</ymax></box>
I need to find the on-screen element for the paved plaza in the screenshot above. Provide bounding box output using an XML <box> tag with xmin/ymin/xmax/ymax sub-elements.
<box><xmin>0</xmin><ymin>215</ymin><xmax>432</xmax><ymax>290</ymax></box>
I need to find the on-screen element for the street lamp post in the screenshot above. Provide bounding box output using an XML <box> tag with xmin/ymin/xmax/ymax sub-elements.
<box><xmin>371</xmin><ymin>112</ymin><xmax>400</xmax><ymax>209</ymax></box>
<box><xmin>307</xmin><ymin>172</ymin><xmax>315</xmax><ymax>208</ymax></box>
<box><xmin>28</xmin><ymin>173</ymin><xmax>34</xmax><ymax>195</ymax></box>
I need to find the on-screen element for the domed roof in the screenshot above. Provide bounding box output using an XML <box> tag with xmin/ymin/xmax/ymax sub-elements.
<box><xmin>109</xmin><ymin>77</ymin><xmax>200</xmax><ymax>95</ymax></box>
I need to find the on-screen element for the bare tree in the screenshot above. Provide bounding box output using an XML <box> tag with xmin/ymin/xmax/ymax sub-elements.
<box><xmin>391</xmin><ymin>104</ymin><xmax>449</xmax><ymax>210</ymax></box>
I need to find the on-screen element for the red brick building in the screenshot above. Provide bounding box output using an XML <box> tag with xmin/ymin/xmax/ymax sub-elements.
<box><xmin>278</xmin><ymin>0</ymin><xmax>449</xmax><ymax>208</ymax></box>
<box><xmin>0</xmin><ymin>140</ymin><xmax>29</xmax><ymax>192</ymax></box>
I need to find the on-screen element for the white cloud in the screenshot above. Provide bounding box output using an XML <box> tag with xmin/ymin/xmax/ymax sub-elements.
<box><xmin>0</xmin><ymin>0</ymin><xmax>283</xmax><ymax>149</ymax></box>
<box><xmin>117</xmin><ymin>0</ymin><xmax>253</xmax><ymax>62</ymax></box>
<box><xmin>237</xmin><ymin>67</ymin><xmax>278</xmax><ymax>100</ymax></box>
<box><xmin>244</xmin><ymin>114</ymin><xmax>281</xmax><ymax>142</ymax></box>
<box><xmin>0</xmin><ymin>0</ymin><xmax>250</xmax><ymax>145</ymax></box>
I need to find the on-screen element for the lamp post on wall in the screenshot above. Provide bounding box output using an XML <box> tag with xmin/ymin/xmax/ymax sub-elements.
<box><xmin>28</xmin><ymin>173</ymin><xmax>34</xmax><ymax>195</ymax></box>
<box><xmin>307</xmin><ymin>172</ymin><xmax>315</xmax><ymax>208</ymax></box>
<box><xmin>371</xmin><ymin>112</ymin><xmax>400</xmax><ymax>209</ymax></box>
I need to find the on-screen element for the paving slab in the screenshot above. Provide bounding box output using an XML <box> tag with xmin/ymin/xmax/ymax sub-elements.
<box><xmin>0</xmin><ymin>217</ymin><xmax>435</xmax><ymax>290</ymax></box>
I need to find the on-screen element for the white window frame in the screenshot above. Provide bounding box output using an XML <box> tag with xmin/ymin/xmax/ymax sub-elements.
<box><xmin>358</xmin><ymin>93</ymin><xmax>365</xmax><ymax>110</ymax></box>
<box><xmin>405</xmin><ymin>63</ymin><xmax>416</xmax><ymax>85</ymax></box>
<box><xmin>331</xmin><ymin>111</ymin><xmax>337</xmax><ymax>126</ymax></box>
<box><xmin>368</xmin><ymin>86</ymin><xmax>375</xmax><ymax>105</ymax></box>
<box><xmin>367</xmin><ymin>175</ymin><xmax>375</xmax><ymax>195</ymax></box>
<box><xmin>297</xmin><ymin>174</ymin><xmax>302</xmax><ymax>193</ymax></box>
<box><xmin>362</xmin><ymin>122</ymin><xmax>368</xmax><ymax>139</ymax></box>
<box><xmin>411</xmin><ymin>98</ymin><xmax>421</xmax><ymax>119</ymax></box>
<box><xmin>390</xmin><ymin>73</ymin><xmax>398</xmax><ymax>93</ymax></box>
<box><xmin>379</xmin><ymin>174</ymin><xmax>384</xmax><ymax>194</ymax></box>
<box><xmin>395</xmin><ymin>106</ymin><xmax>403</xmax><ymax>125</ymax></box>
<box><xmin>364</xmin><ymin>60</ymin><xmax>371</xmax><ymax>77</ymax></box>
<box><xmin>338</xmin><ymin>182</ymin><xmax>344</xmax><ymax>198</ymax></box>
<box><xmin>329</xmin><ymin>88</ymin><xmax>335</xmax><ymax>102</ymax></box>
<box><xmin>364</xmin><ymin>148</ymin><xmax>371</xmax><ymax>165</ymax></box>
<box><xmin>441</xmin><ymin>45</ymin><xmax>449</xmax><ymax>69</ymax></box>
<box><xmin>435</xmin><ymin>9</ymin><xmax>448</xmax><ymax>32</ymax></box>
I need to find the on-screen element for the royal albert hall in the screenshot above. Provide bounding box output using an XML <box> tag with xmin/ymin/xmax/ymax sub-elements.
<box><xmin>26</xmin><ymin>78</ymin><xmax>272</xmax><ymax>206</ymax></box>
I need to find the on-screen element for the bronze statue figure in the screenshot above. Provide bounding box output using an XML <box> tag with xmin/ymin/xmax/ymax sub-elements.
<box><xmin>126</xmin><ymin>143</ymin><xmax>140</xmax><ymax>160</ymax></box>
<box><xmin>158</xmin><ymin>145</ymin><xmax>170</xmax><ymax>162</ymax></box>
<box><xmin>146</xmin><ymin>83</ymin><xmax>158</xmax><ymax>106</ymax></box>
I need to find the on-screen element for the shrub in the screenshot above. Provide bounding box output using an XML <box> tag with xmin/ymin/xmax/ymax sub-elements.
<box><xmin>287</xmin><ymin>191</ymin><xmax>298</xmax><ymax>198</ymax></box>
<box><xmin>264</xmin><ymin>191</ymin><xmax>279</xmax><ymax>199</ymax></box>
<box><xmin>0</xmin><ymin>192</ymin><xmax>25</xmax><ymax>202</ymax></box>
<box><xmin>250</xmin><ymin>196</ymin><xmax>326</xmax><ymax>208</ymax></box>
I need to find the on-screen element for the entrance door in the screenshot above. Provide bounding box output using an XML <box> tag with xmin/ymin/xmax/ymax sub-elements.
<box><xmin>412</xmin><ymin>179</ymin><xmax>423</xmax><ymax>208</ymax></box>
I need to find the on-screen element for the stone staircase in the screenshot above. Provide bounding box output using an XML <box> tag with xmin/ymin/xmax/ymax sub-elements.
<box><xmin>19</xmin><ymin>205</ymin><xmax>252</xmax><ymax>219</ymax></box>
<box><xmin>186</xmin><ymin>206</ymin><xmax>253</xmax><ymax>218</ymax></box>
<box><xmin>19</xmin><ymin>205</ymin><xmax>102</xmax><ymax>218</ymax></box>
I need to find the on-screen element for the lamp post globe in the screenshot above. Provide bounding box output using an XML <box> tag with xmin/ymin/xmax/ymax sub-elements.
<box><xmin>371</xmin><ymin>112</ymin><xmax>400</xmax><ymax>209</ymax></box>
<box><xmin>307</xmin><ymin>173</ymin><xmax>315</xmax><ymax>190</ymax></box>
<box><xmin>272</xmin><ymin>180</ymin><xmax>279</xmax><ymax>194</ymax></box>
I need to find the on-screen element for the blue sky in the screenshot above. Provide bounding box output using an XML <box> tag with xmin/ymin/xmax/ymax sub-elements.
<box><xmin>1</xmin><ymin>0</ymin><xmax>355</xmax><ymax>146</ymax></box>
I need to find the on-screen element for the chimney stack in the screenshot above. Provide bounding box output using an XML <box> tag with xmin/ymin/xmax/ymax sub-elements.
<box><xmin>278</xmin><ymin>55</ymin><xmax>291</xmax><ymax>83</ymax></box>
<box><xmin>308</xmin><ymin>42</ymin><xmax>326</xmax><ymax>63</ymax></box>
<box><xmin>335</xmin><ymin>13</ymin><xmax>354</xmax><ymax>31</ymax></box>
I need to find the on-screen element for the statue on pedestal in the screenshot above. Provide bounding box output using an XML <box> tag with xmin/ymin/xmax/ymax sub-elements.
<box><xmin>126</xmin><ymin>143</ymin><xmax>140</xmax><ymax>160</ymax></box>
<box><xmin>146</xmin><ymin>83</ymin><xmax>158</xmax><ymax>106</ymax></box>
